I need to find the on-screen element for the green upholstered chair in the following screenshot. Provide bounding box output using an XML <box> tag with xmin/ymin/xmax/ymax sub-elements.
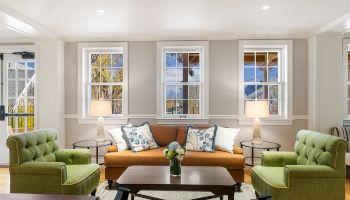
<box><xmin>252</xmin><ymin>130</ymin><xmax>347</xmax><ymax>200</ymax></box>
<box><xmin>6</xmin><ymin>129</ymin><xmax>100</xmax><ymax>195</ymax></box>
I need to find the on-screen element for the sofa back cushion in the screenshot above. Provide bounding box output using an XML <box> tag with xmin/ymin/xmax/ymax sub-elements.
<box><xmin>150</xmin><ymin>125</ymin><xmax>177</xmax><ymax>147</ymax></box>
<box><xmin>176</xmin><ymin>125</ymin><xmax>209</xmax><ymax>146</ymax></box>
<box><xmin>294</xmin><ymin>130</ymin><xmax>347</xmax><ymax>169</ymax></box>
<box><xmin>6</xmin><ymin>129</ymin><xmax>58</xmax><ymax>165</ymax></box>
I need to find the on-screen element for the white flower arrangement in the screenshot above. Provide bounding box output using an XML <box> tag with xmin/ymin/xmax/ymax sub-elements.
<box><xmin>163</xmin><ymin>141</ymin><xmax>187</xmax><ymax>160</ymax></box>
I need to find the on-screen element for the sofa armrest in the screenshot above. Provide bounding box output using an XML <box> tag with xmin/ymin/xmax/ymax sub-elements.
<box><xmin>107</xmin><ymin>145</ymin><xmax>118</xmax><ymax>153</ymax></box>
<box><xmin>233</xmin><ymin>146</ymin><xmax>243</xmax><ymax>154</ymax></box>
<box><xmin>261</xmin><ymin>151</ymin><xmax>297</xmax><ymax>167</ymax></box>
<box><xmin>55</xmin><ymin>149</ymin><xmax>91</xmax><ymax>165</ymax></box>
<box><xmin>10</xmin><ymin>162</ymin><xmax>67</xmax><ymax>183</ymax></box>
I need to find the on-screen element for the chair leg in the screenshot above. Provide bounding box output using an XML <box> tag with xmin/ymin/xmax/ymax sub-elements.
<box><xmin>108</xmin><ymin>180</ymin><xmax>113</xmax><ymax>189</ymax></box>
<box><xmin>236</xmin><ymin>182</ymin><xmax>242</xmax><ymax>191</ymax></box>
<box><xmin>91</xmin><ymin>188</ymin><xmax>97</xmax><ymax>196</ymax></box>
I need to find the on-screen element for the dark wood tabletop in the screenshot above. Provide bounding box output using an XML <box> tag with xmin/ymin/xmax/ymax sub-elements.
<box><xmin>116</xmin><ymin>165</ymin><xmax>236</xmax><ymax>200</ymax></box>
<box><xmin>0</xmin><ymin>193</ymin><xmax>99</xmax><ymax>200</ymax></box>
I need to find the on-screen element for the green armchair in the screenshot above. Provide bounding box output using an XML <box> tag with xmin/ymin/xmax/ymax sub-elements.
<box><xmin>252</xmin><ymin>130</ymin><xmax>347</xmax><ymax>200</ymax></box>
<box><xmin>6</xmin><ymin>129</ymin><xmax>100</xmax><ymax>195</ymax></box>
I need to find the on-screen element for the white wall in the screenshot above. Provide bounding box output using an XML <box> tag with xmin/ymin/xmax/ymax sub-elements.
<box><xmin>36</xmin><ymin>39</ymin><xmax>65</xmax><ymax>147</ymax></box>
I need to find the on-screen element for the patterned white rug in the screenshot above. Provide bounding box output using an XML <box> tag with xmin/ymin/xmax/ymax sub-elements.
<box><xmin>96</xmin><ymin>181</ymin><xmax>256</xmax><ymax>200</ymax></box>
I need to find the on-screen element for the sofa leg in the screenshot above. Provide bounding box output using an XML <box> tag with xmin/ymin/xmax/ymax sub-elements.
<box><xmin>236</xmin><ymin>182</ymin><xmax>242</xmax><ymax>191</ymax></box>
<box><xmin>108</xmin><ymin>180</ymin><xmax>113</xmax><ymax>189</ymax></box>
<box><xmin>91</xmin><ymin>188</ymin><xmax>97</xmax><ymax>196</ymax></box>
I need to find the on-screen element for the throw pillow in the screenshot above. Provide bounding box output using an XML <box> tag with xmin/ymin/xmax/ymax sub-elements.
<box><xmin>215</xmin><ymin>126</ymin><xmax>240</xmax><ymax>153</ymax></box>
<box><xmin>122</xmin><ymin>122</ymin><xmax>159</xmax><ymax>152</ymax></box>
<box><xmin>185</xmin><ymin>125</ymin><xmax>217</xmax><ymax>152</ymax></box>
<box><xmin>107</xmin><ymin>124</ymin><xmax>132</xmax><ymax>152</ymax></box>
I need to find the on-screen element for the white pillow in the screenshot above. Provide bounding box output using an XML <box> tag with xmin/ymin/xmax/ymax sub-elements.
<box><xmin>108</xmin><ymin>124</ymin><xmax>132</xmax><ymax>152</ymax></box>
<box><xmin>215</xmin><ymin>126</ymin><xmax>240</xmax><ymax>153</ymax></box>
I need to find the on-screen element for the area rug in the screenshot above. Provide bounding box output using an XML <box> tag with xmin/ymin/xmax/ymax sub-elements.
<box><xmin>96</xmin><ymin>181</ymin><xmax>256</xmax><ymax>200</ymax></box>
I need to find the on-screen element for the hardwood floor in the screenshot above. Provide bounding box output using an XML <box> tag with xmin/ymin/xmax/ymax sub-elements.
<box><xmin>0</xmin><ymin>167</ymin><xmax>349</xmax><ymax>199</ymax></box>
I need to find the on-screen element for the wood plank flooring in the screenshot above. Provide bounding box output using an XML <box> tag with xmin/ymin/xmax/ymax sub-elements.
<box><xmin>0</xmin><ymin>167</ymin><xmax>349</xmax><ymax>199</ymax></box>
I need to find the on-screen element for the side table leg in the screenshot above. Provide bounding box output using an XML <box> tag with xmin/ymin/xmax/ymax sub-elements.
<box><xmin>251</xmin><ymin>147</ymin><xmax>254</xmax><ymax>166</ymax></box>
<box><xmin>96</xmin><ymin>147</ymin><xmax>98</xmax><ymax>164</ymax></box>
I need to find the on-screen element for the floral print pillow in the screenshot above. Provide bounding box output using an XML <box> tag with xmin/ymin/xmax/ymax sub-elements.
<box><xmin>122</xmin><ymin>122</ymin><xmax>159</xmax><ymax>152</ymax></box>
<box><xmin>185</xmin><ymin>125</ymin><xmax>217</xmax><ymax>152</ymax></box>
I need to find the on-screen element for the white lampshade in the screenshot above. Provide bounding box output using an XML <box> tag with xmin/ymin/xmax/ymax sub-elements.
<box><xmin>90</xmin><ymin>100</ymin><xmax>112</xmax><ymax>117</ymax></box>
<box><xmin>245</xmin><ymin>101</ymin><xmax>269</xmax><ymax>118</ymax></box>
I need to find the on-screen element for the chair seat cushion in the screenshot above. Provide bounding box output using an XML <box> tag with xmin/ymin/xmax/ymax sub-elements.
<box><xmin>61</xmin><ymin>164</ymin><xmax>100</xmax><ymax>195</ymax></box>
<box><xmin>104</xmin><ymin>147</ymin><xmax>245</xmax><ymax>169</ymax></box>
<box><xmin>252</xmin><ymin>166</ymin><xmax>287</xmax><ymax>188</ymax></box>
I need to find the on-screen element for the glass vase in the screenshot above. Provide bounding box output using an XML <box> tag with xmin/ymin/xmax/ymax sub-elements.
<box><xmin>169</xmin><ymin>158</ymin><xmax>181</xmax><ymax>176</ymax></box>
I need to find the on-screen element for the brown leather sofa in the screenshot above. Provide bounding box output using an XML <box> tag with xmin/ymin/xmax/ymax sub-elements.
<box><xmin>104</xmin><ymin>125</ymin><xmax>245</xmax><ymax>189</ymax></box>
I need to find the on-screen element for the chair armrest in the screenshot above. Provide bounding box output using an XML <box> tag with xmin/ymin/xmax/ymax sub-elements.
<box><xmin>261</xmin><ymin>151</ymin><xmax>297</xmax><ymax>167</ymax></box>
<box><xmin>55</xmin><ymin>149</ymin><xmax>91</xmax><ymax>165</ymax></box>
<box><xmin>10</xmin><ymin>162</ymin><xmax>67</xmax><ymax>183</ymax></box>
<box><xmin>284</xmin><ymin>165</ymin><xmax>341</xmax><ymax>178</ymax></box>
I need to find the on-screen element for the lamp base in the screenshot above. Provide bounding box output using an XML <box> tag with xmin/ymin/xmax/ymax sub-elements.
<box><xmin>96</xmin><ymin>117</ymin><xmax>106</xmax><ymax>142</ymax></box>
<box><xmin>252</xmin><ymin>118</ymin><xmax>262</xmax><ymax>145</ymax></box>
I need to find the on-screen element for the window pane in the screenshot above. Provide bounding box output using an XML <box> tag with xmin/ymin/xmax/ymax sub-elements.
<box><xmin>18</xmin><ymin>81</ymin><xmax>25</xmax><ymax>96</ymax></box>
<box><xmin>8</xmin><ymin>80</ymin><xmax>16</xmax><ymax>98</ymax></box>
<box><xmin>165</xmin><ymin>68</ymin><xmax>177</xmax><ymax>82</ymax></box>
<box><xmin>166</xmin><ymin>53</ymin><xmax>176</xmax><ymax>67</ymax></box>
<box><xmin>8</xmin><ymin>69</ymin><xmax>15</xmax><ymax>79</ymax></box>
<box><xmin>112</xmin><ymin>86</ymin><xmax>122</xmax><ymax>99</ymax></box>
<box><xmin>188</xmin><ymin>68</ymin><xmax>200</xmax><ymax>82</ymax></box>
<box><xmin>256</xmin><ymin>67</ymin><xmax>267</xmax><ymax>82</ymax></box>
<box><xmin>111</xmin><ymin>68</ymin><xmax>123</xmax><ymax>82</ymax></box>
<box><xmin>268</xmin><ymin>52</ymin><xmax>278</xmax><ymax>67</ymax></box>
<box><xmin>100</xmin><ymin>85</ymin><xmax>111</xmax><ymax>99</ymax></box>
<box><xmin>8</xmin><ymin>99</ymin><xmax>15</xmax><ymax>113</ymax></box>
<box><xmin>100</xmin><ymin>54</ymin><xmax>111</xmax><ymax>67</ymax></box>
<box><xmin>189</xmin><ymin>100</ymin><xmax>199</xmax><ymax>114</ymax></box>
<box><xmin>27</xmin><ymin>70</ymin><xmax>35</xmax><ymax>79</ymax></box>
<box><xmin>257</xmin><ymin>85</ymin><xmax>268</xmax><ymax>99</ymax></box>
<box><xmin>177</xmin><ymin>68</ymin><xmax>188</xmax><ymax>82</ymax></box>
<box><xmin>177</xmin><ymin>85</ymin><xmax>188</xmax><ymax>99</ymax></box>
<box><xmin>177</xmin><ymin>53</ymin><xmax>184</xmax><ymax>67</ymax></box>
<box><xmin>112</xmin><ymin>54</ymin><xmax>123</xmax><ymax>67</ymax></box>
<box><xmin>18</xmin><ymin>98</ymin><xmax>25</xmax><ymax>133</ymax></box>
<box><xmin>189</xmin><ymin>85</ymin><xmax>199</xmax><ymax>99</ymax></box>
<box><xmin>8</xmin><ymin>116</ymin><xmax>16</xmax><ymax>133</ymax></box>
<box><xmin>269</xmin><ymin>85</ymin><xmax>278</xmax><ymax>99</ymax></box>
<box><xmin>166</xmin><ymin>85</ymin><xmax>176</xmax><ymax>99</ymax></box>
<box><xmin>244</xmin><ymin>67</ymin><xmax>255</xmax><ymax>82</ymax></box>
<box><xmin>18</xmin><ymin>69</ymin><xmax>25</xmax><ymax>79</ymax></box>
<box><xmin>268</xmin><ymin>67</ymin><xmax>278</xmax><ymax>82</ymax></box>
<box><xmin>91</xmin><ymin>85</ymin><xmax>99</xmax><ymax>99</ymax></box>
<box><xmin>27</xmin><ymin>62</ymin><xmax>35</xmax><ymax>69</ymax></box>
<box><xmin>244</xmin><ymin>52</ymin><xmax>255</xmax><ymax>67</ymax></box>
<box><xmin>256</xmin><ymin>52</ymin><xmax>267</xmax><ymax>67</ymax></box>
<box><xmin>101</xmin><ymin>68</ymin><xmax>111</xmax><ymax>82</ymax></box>
<box><xmin>91</xmin><ymin>54</ymin><xmax>100</xmax><ymax>68</ymax></box>
<box><xmin>269</xmin><ymin>100</ymin><xmax>278</xmax><ymax>115</ymax></box>
<box><xmin>91</xmin><ymin>68</ymin><xmax>100</xmax><ymax>82</ymax></box>
<box><xmin>166</xmin><ymin>100</ymin><xmax>176</xmax><ymax>114</ymax></box>
<box><xmin>176</xmin><ymin>100</ymin><xmax>184</xmax><ymax>114</ymax></box>
<box><xmin>189</xmin><ymin>53</ymin><xmax>200</xmax><ymax>67</ymax></box>
<box><xmin>27</xmin><ymin>99</ymin><xmax>35</xmax><ymax>131</ymax></box>
<box><xmin>244</xmin><ymin>85</ymin><xmax>256</xmax><ymax>99</ymax></box>
<box><xmin>112</xmin><ymin>100</ymin><xmax>122</xmax><ymax>114</ymax></box>
<box><xmin>17</xmin><ymin>62</ymin><xmax>25</xmax><ymax>70</ymax></box>
<box><xmin>27</xmin><ymin>81</ymin><xmax>34</xmax><ymax>97</ymax></box>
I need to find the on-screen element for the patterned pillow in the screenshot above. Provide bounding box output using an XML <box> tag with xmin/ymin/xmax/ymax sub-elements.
<box><xmin>121</xmin><ymin>122</ymin><xmax>159</xmax><ymax>152</ymax></box>
<box><xmin>185</xmin><ymin>125</ymin><xmax>217</xmax><ymax>152</ymax></box>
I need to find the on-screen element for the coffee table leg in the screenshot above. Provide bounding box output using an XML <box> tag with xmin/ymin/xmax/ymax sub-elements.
<box><xmin>131</xmin><ymin>194</ymin><xmax>135</xmax><ymax>200</ymax></box>
<box><xmin>220</xmin><ymin>196</ymin><xmax>223</xmax><ymax>200</ymax></box>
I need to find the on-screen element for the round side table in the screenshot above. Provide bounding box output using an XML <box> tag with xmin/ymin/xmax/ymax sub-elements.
<box><xmin>240</xmin><ymin>140</ymin><xmax>281</xmax><ymax>167</ymax></box>
<box><xmin>73</xmin><ymin>140</ymin><xmax>112</xmax><ymax>165</ymax></box>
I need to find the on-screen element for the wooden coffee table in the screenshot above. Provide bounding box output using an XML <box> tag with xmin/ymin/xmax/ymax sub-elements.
<box><xmin>116</xmin><ymin>166</ymin><xmax>236</xmax><ymax>200</ymax></box>
<box><xmin>0</xmin><ymin>193</ymin><xmax>98</xmax><ymax>200</ymax></box>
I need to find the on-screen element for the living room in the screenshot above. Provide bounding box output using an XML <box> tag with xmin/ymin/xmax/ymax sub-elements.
<box><xmin>0</xmin><ymin>0</ymin><xmax>349</xmax><ymax>200</ymax></box>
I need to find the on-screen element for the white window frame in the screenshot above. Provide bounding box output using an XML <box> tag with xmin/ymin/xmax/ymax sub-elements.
<box><xmin>156</xmin><ymin>41</ymin><xmax>209</xmax><ymax>124</ymax></box>
<box><xmin>343</xmin><ymin>39</ymin><xmax>350</xmax><ymax>120</ymax></box>
<box><xmin>77</xmin><ymin>42</ymin><xmax>128</xmax><ymax>124</ymax></box>
<box><xmin>238</xmin><ymin>40</ymin><xmax>293</xmax><ymax>123</ymax></box>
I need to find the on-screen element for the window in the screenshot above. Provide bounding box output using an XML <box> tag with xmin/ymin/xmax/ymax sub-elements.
<box><xmin>157</xmin><ymin>41</ymin><xmax>209</xmax><ymax>121</ymax></box>
<box><xmin>347</xmin><ymin>48</ymin><xmax>350</xmax><ymax>115</ymax></box>
<box><xmin>239</xmin><ymin>40</ymin><xmax>293</xmax><ymax>120</ymax></box>
<box><xmin>7</xmin><ymin>61</ymin><xmax>36</xmax><ymax>133</ymax></box>
<box><xmin>78</xmin><ymin>42</ymin><xmax>128</xmax><ymax>122</ymax></box>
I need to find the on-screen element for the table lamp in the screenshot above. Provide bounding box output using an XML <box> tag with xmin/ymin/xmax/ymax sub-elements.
<box><xmin>90</xmin><ymin>100</ymin><xmax>112</xmax><ymax>141</ymax></box>
<box><xmin>245</xmin><ymin>100</ymin><xmax>269</xmax><ymax>144</ymax></box>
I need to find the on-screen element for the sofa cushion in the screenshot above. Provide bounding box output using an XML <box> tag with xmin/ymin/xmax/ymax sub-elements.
<box><xmin>150</xmin><ymin>125</ymin><xmax>177</xmax><ymax>147</ymax></box>
<box><xmin>104</xmin><ymin>148</ymin><xmax>169</xmax><ymax>167</ymax></box>
<box><xmin>185</xmin><ymin>126</ymin><xmax>217</xmax><ymax>152</ymax></box>
<box><xmin>176</xmin><ymin>125</ymin><xmax>209</xmax><ymax>146</ymax></box>
<box><xmin>122</xmin><ymin>122</ymin><xmax>159</xmax><ymax>152</ymax></box>
<box><xmin>182</xmin><ymin>150</ymin><xmax>245</xmax><ymax>169</ymax></box>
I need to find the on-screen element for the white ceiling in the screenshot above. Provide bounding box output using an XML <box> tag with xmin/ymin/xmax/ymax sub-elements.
<box><xmin>0</xmin><ymin>0</ymin><xmax>350</xmax><ymax>41</ymax></box>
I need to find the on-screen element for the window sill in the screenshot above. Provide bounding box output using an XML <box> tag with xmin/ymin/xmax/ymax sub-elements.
<box><xmin>77</xmin><ymin>118</ymin><xmax>129</xmax><ymax>125</ymax></box>
<box><xmin>156</xmin><ymin>118</ymin><xmax>210</xmax><ymax>125</ymax></box>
